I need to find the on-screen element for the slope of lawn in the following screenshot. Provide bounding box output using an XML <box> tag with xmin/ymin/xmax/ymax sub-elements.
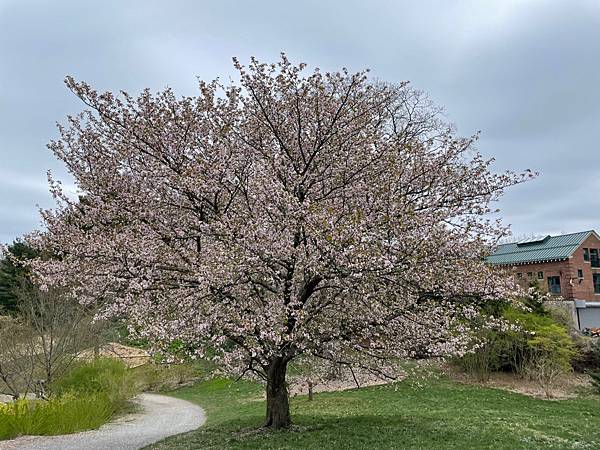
<box><xmin>148</xmin><ymin>376</ymin><xmax>600</xmax><ymax>449</ymax></box>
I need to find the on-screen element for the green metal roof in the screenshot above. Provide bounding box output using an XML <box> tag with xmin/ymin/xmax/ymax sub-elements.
<box><xmin>486</xmin><ymin>230</ymin><xmax>595</xmax><ymax>266</ymax></box>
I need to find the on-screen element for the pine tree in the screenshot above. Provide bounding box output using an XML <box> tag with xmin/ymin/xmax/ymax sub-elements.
<box><xmin>0</xmin><ymin>241</ymin><xmax>38</xmax><ymax>314</ymax></box>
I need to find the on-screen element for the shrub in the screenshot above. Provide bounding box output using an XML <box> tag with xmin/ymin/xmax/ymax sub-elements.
<box><xmin>572</xmin><ymin>338</ymin><xmax>600</xmax><ymax>372</ymax></box>
<box><xmin>0</xmin><ymin>359</ymin><xmax>138</xmax><ymax>440</ymax></box>
<box><xmin>504</xmin><ymin>307</ymin><xmax>575</xmax><ymax>371</ymax></box>
<box><xmin>456</xmin><ymin>304</ymin><xmax>576</xmax><ymax>390</ymax></box>
<box><xmin>588</xmin><ymin>370</ymin><xmax>600</xmax><ymax>394</ymax></box>
<box><xmin>523</xmin><ymin>327</ymin><xmax>575</xmax><ymax>399</ymax></box>
<box><xmin>131</xmin><ymin>363</ymin><xmax>204</xmax><ymax>392</ymax></box>
<box><xmin>456</xmin><ymin>329</ymin><xmax>503</xmax><ymax>382</ymax></box>
<box><xmin>546</xmin><ymin>304</ymin><xmax>577</xmax><ymax>331</ymax></box>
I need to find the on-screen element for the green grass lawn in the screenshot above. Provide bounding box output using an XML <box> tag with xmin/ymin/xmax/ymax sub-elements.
<box><xmin>147</xmin><ymin>376</ymin><xmax>600</xmax><ymax>450</ymax></box>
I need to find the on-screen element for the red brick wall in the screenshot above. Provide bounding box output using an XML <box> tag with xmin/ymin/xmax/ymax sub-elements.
<box><xmin>507</xmin><ymin>233</ymin><xmax>600</xmax><ymax>301</ymax></box>
<box><xmin>510</xmin><ymin>260</ymin><xmax>572</xmax><ymax>298</ymax></box>
<box><xmin>568</xmin><ymin>233</ymin><xmax>600</xmax><ymax>301</ymax></box>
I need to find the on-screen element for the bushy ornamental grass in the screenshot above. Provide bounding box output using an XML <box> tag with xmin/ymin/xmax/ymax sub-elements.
<box><xmin>0</xmin><ymin>394</ymin><xmax>113</xmax><ymax>439</ymax></box>
<box><xmin>0</xmin><ymin>358</ymin><xmax>138</xmax><ymax>440</ymax></box>
<box><xmin>52</xmin><ymin>358</ymin><xmax>137</xmax><ymax>404</ymax></box>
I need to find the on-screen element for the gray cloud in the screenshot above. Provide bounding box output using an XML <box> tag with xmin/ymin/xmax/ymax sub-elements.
<box><xmin>1</xmin><ymin>0</ymin><xmax>598</xmax><ymax>243</ymax></box>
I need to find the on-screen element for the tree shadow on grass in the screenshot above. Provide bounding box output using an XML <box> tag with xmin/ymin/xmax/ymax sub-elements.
<box><xmin>150</xmin><ymin>406</ymin><xmax>595</xmax><ymax>449</ymax></box>
<box><xmin>197</xmin><ymin>413</ymin><xmax>503</xmax><ymax>450</ymax></box>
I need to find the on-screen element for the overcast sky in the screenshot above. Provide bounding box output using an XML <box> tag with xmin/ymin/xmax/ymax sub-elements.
<box><xmin>0</xmin><ymin>0</ymin><xmax>599</xmax><ymax>245</ymax></box>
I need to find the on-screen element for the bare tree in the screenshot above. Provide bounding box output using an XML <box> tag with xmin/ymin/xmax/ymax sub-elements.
<box><xmin>15</xmin><ymin>284</ymin><xmax>100</xmax><ymax>388</ymax></box>
<box><xmin>0</xmin><ymin>316</ymin><xmax>36</xmax><ymax>399</ymax></box>
<box><xmin>0</xmin><ymin>282</ymin><xmax>106</xmax><ymax>399</ymax></box>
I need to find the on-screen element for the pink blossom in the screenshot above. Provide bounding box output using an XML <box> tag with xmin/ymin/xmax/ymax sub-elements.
<box><xmin>29</xmin><ymin>55</ymin><xmax>531</xmax><ymax>428</ymax></box>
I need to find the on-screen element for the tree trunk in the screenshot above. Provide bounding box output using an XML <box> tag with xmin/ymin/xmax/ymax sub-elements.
<box><xmin>264</xmin><ymin>357</ymin><xmax>291</xmax><ymax>429</ymax></box>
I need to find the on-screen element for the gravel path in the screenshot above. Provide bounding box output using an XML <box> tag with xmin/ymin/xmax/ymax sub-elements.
<box><xmin>0</xmin><ymin>393</ymin><xmax>205</xmax><ymax>450</ymax></box>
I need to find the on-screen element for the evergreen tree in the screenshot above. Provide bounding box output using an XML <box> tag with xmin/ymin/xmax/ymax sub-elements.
<box><xmin>0</xmin><ymin>241</ymin><xmax>39</xmax><ymax>314</ymax></box>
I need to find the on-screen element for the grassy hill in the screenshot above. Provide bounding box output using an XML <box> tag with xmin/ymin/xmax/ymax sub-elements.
<box><xmin>148</xmin><ymin>376</ymin><xmax>600</xmax><ymax>449</ymax></box>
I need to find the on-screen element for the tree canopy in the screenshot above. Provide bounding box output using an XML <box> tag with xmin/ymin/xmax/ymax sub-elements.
<box><xmin>31</xmin><ymin>55</ymin><xmax>532</xmax><ymax>428</ymax></box>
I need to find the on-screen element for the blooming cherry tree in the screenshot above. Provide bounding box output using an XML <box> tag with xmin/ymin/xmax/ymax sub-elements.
<box><xmin>33</xmin><ymin>55</ymin><xmax>531</xmax><ymax>428</ymax></box>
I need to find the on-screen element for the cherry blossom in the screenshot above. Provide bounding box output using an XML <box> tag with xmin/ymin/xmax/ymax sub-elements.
<box><xmin>31</xmin><ymin>55</ymin><xmax>532</xmax><ymax>428</ymax></box>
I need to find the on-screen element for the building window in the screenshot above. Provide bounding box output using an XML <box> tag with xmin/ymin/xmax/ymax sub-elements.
<box><xmin>594</xmin><ymin>274</ymin><xmax>600</xmax><ymax>294</ymax></box>
<box><xmin>517</xmin><ymin>272</ymin><xmax>523</xmax><ymax>279</ymax></box>
<box><xmin>527</xmin><ymin>272</ymin><xmax>533</xmax><ymax>279</ymax></box>
<box><xmin>584</xmin><ymin>248</ymin><xmax>590</xmax><ymax>261</ymax></box>
<box><xmin>591</xmin><ymin>249</ymin><xmax>600</xmax><ymax>268</ymax></box>
<box><xmin>537</xmin><ymin>271</ymin><xmax>544</xmax><ymax>279</ymax></box>
<box><xmin>548</xmin><ymin>276</ymin><xmax>561</xmax><ymax>294</ymax></box>
<box><xmin>578</xmin><ymin>269</ymin><xmax>584</xmax><ymax>278</ymax></box>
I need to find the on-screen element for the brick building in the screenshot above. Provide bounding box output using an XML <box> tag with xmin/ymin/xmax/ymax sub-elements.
<box><xmin>487</xmin><ymin>230</ymin><xmax>600</xmax><ymax>329</ymax></box>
